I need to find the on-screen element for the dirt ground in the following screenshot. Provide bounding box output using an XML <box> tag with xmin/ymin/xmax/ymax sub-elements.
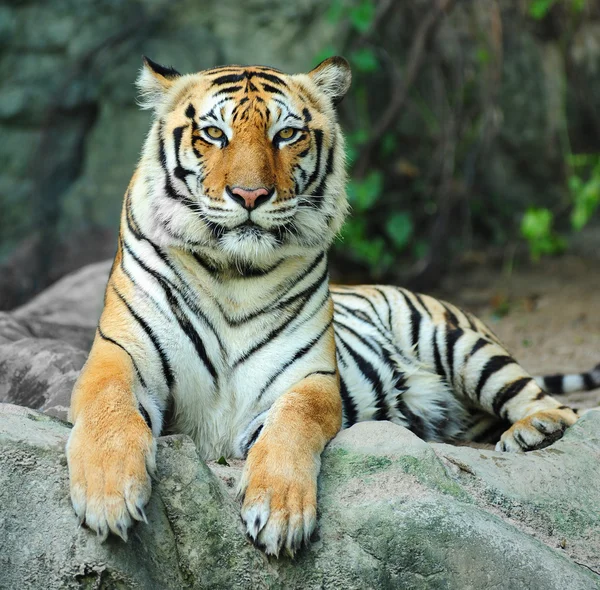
<box><xmin>436</xmin><ymin>254</ymin><xmax>600</xmax><ymax>411</ymax></box>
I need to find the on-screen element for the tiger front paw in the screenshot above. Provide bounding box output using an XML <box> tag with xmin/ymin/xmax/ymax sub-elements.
<box><xmin>66</xmin><ymin>411</ymin><xmax>155</xmax><ymax>541</ymax></box>
<box><xmin>238</xmin><ymin>442</ymin><xmax>318</xmax><ymax>557</ymax></box>
<box><xmin>495</xmin><ymin>407</ymin><xmax>578</xmax><ymax>452</ymax></box>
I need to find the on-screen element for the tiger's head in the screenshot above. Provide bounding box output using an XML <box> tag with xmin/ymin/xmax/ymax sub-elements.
<box><xmin>134</xmin><ymin>57</ymin><xmax>351</xmax><ymax>266</ymax></box>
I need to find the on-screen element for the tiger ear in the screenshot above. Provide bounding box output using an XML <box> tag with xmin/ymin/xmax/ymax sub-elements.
<box><xmin>308</xmin><ymin>56</ymin><xmax>352</xmax><ymax>106</ymax></box>
<box><xmin>136</xmin><ymin>56</ymin><xmax>181</xmax><ymax>110</ymax></box>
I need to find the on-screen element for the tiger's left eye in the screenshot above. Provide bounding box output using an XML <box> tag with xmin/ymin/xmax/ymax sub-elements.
<box><xmin>276</xmin><ymin>127</ymin><xmax>297</xmax><ymax>141</ymax></box>
<box><xmin>205</xmin><ymin>126</ymin><xmax>224</xmax><ymax>139</ymax></box>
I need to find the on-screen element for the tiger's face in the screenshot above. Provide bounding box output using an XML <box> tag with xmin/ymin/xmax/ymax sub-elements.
<box><xmin>135</xmin><ymin>57</ymin><xmax>351</xmax><ymax>266</ymax></box>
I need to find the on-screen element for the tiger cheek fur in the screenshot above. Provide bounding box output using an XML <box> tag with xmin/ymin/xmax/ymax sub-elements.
<box><xmin>65</xmin><ymin>55</ymin><xmax>590</xmax><ymax>555</ymax></box>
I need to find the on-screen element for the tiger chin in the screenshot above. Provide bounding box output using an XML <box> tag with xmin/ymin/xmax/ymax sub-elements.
<box><xmin>66</xmin><ymin>56</ymin><xmax>599</xmax><ymax>557</ymax></box>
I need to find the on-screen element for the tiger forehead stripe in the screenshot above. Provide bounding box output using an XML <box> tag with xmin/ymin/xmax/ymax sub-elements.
<box><xmin>209</xmin><ymin>69</ymin><xmax>289</xmax><ymax>89</ymax></box>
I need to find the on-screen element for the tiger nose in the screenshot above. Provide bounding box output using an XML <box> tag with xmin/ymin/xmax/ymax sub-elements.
<box><xmin>226</xmin><ymin>186</ymin><xmax>273</xmax><ymax>210</ymax></box>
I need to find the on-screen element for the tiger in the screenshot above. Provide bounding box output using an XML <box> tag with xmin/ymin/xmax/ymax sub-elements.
<box><xmin>66</xmin><ymin>55</ymin><xmax>600</xmax><ymax>557</ymax></box>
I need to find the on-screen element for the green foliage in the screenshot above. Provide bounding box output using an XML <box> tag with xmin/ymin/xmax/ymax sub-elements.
<box><xmin>349</xmin><ymin>48</ymin><xmax>378</xmax><ymax>73</ymax></box>
<box><xmin>568</xmin><ymin>155</ymin><xmax>600</xmax><ymax>231</ymax></box>
<box><xmin>317</xmin><ymin>0</ymin><xmax>599</xmax><ymax>277</ymax></box>
<box><xmin>349</xmin><ymin>0</ymin><xmax>376</xmax><ymax>33</ymax></box>
<box><xmin>347</xmin><ymin>171</ymin><xmax>382</xmax><ymax>212</ymax></box>
<box><xmin>385</xmin><ymin>212</ymin><xmax>413</xmax><ymax>251</ymax></box>
<box><xmin>520</xmin><ymin>208</ymin><xmax>566</xmax><ymax>261</ymax></box>
<box><xmin>528</xmin><ymin>0</ymin><xmax>586</xmax><ymax>19</ymax></box>
<box><xmin>528</xmin><ymin>0</ymin><xmax>558</xmax><ymax>19</ymax></box>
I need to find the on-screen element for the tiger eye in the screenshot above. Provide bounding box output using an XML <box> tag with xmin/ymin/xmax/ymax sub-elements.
<box><xmin>278</xmin><ymin>127</ymin><xmax>295</xmax><ymax>140</ymax></box>
<box><xmin>206</xmin><ymin>126</ymin><xmax>224</xmax><ymax>139</ymax></box>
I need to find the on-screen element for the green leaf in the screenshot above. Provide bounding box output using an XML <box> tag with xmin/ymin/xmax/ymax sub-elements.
<box><xmin>348</xmin><ymin>171</ymin><xmax>383</xmax><ymax>212</ymax></box>
<box><xmin>520</xmin><ymin>207</ymin><xmax>565</xmax><ymax>260</ymax></box>
<box><xmin>520</xmin><ymin>207</ymin><xmax>552</xmax><ymax>241</ymax></box>
<box><xmin>349</xmin><ymin>47</ymin><xmax>378</xmax><ymax>73</ymax></box>
<box><xmin>216</xmin><ymin>456</ymin><xmax>229</xmax><ymax>466</ymax></box>
<box><xmin>380</xmin><ymin>133</ymin><xmax>397</xmax><ymax>156</ymax></box>
<box><xmin>340</xmin><ymin>217</ymin><xmax>366</xmax><ymax>242</ymax></box>
<box><xmin>571</xmin><ymin>177</ymin><xmax>600</xmax><ymax>230</ymax></box>
<box><xmin>475</xmin><ymin>47</ymin><xmax>491</xmax><ymax>65</ymax></box>
<box><xmin>385</xmin><ymin>212</ymin><xmax>413</xmax><ymax>251</ymax></box>
<box><xmin>528</xmin><ymin>0</ymin><xmax>557</xmax><ymax>20</ymax></box>
<box><xmin>326</xmin><ymin>0</ymin><xmax>346</xmax><ymax>24</ymax></box>
<box><xmin>349</xmin><ymin>0</ymin><xmax>375</xmax><ymax>33</ymax></box>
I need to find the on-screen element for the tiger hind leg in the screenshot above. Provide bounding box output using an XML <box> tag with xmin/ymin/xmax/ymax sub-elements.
<box><xmin>438</xmin><ymin>326</ymin><xmax>579</xmax><ymax>452</ymax></box>
<box><xmin>495</xmin><ymin>407</ymin><xmax>578</xmax><ymax>452</ymax></box>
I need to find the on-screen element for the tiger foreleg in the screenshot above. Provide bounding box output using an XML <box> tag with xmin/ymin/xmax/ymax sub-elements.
<box><xmin>446</xmin><ymin>327</ymin><xmax>578</xmax><ymax>452</ymax></box>
<box><xmin>66</xmin><ymin>335</ymin><xmax>156</xmax><ymax>541</ymax></box>
<box><xmin>238</xmin><ymin>372</ymin><xmax>342</xmax><ymax>557</ymax></box>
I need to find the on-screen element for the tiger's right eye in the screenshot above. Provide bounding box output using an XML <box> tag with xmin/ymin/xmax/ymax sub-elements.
<box><xmin>205</xmin><ymin>126</ymin><xmax>224</xmax><ymax>139</ymax></box>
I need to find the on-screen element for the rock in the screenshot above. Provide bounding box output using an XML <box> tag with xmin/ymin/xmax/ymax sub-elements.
<box><xmin>0</xmin><ymin>262</ymin><xmax>110</xmax><ymax>419</ymax></box>
<box><xmin>12</xmin><ymin>259</ymin><xmax>111</xmax><ymax>349</ymax></box>
<box><xmin>1</xmin><ymin>403</ymin><xmax>599</xmax><ymax>589</ymax></box>
<box><xmin>0</xmin><ymin>338</ymin><xmax>86</xmax><ymax>420</ymax></box>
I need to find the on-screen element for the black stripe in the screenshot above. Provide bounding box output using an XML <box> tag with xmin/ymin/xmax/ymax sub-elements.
<box><xmin>445</xmin><ymin>327</ymin><xmax>464</xmax><ymax>386</ymax></box>
<box><xmin>413</xmin><ymin>293</ymin><xmax>433</xmax><ymax>318</ymax></box>
<box><xmin>251</xmin><ymin>71</ymin><xmax>288</xmax><ymax>86</ymax></box>
<box><xmin>475</xmin><ymin>355</ymin><xmax>515</xmax><ymax>400</ymax></box>
<box><xmin>336</xmin><ymin>334</ymin><xmax>389</xmax><ymax>421</ymax></box>
<box><xmin>257</xmin><ymin>320</ymin><xmax>333</xmax><ymax>400</ymax></box>
<box><xmin>302</xmin><ymin>108</ymin><xmax>312</xmax><ymax>124</ymax></box>
<box><xmin>395</xmin><ymin>397</ymin><xmax>428</xmax><ymax>440</ymax></box>
<box><xmin>311</xmin><ymin>142</ymin><xmax>335</xmax><ymax>203</ymax></box>
<box><xmin>172</xmin><ymin>126</ymin><xmax>195</xmax><ymax>181</ymax></box>
<box><xmin>235</xmin><ymin>258</ymin><xmax>284</xmax><ymax>278</ymax></box>
<box><xmin>441</xmin><ymin>302</ymin><xmax>460</xmax><ymax>328</ymax></box>
<box><xmin>583</xmin><ymin>372</ymin><xmax>595</xmax><ymax>390</ymax></box>
<box><xmin>332</xmin><ymin>290</ymin><xmax>387</xmax><ymax>333</ymax></box>
<box><xmin>123</xmin><ymin>242</ymin><xmax>218</xmax><ymax>382</ymax></box>
<box><xmin>144</xmin><ymin>57</ymin><xmax>180</xmax><ymax>79</ymax></box>
<box><xmin>113</xmin><ymin>286</ymin><xmax>174</xmax><ymax>390</ymax></box>
<box><xmin>185</xmin><ymin>104</ymin><xmax>196</xmax><ymax>119</ymax></box>
<box><xmin>123</xmin><ymin>201</ymin><xmax>225</xmax><ymax>351</ymax></box>
<box><xmin>399</xmin><ymin>290</ymin><xmax>422</xmax><ymax>352</ymax></box>
<box><xmin>339</xmin><ymin>375</ymin><xmax>358</xmax><ymax>427</ymax></box>
<box><xmin>138</xmin><ymin>404</ymin><xmax>152</xmax><ymax>430</ymax></box>
<box><xmin>97</xmin><ymin>326</ymin><xmax>146</xmax><ymax>389</ymax></box>
<box><xmin>541</xmin><ymin>374</ymin><xmax>564</xmax><ymax>393</ymax></box>
<box><xmin>211</xmin><ymin>73</ymin><xmax>246</xmax><ymax>85</ymax></box>
<box><xmin>465</xmin><ymin>312</ymin><xmax>478</xmax><ymax>332</ymax></box>
<box><xmin>228</xmin><ymin>252</ymin><xmax>326</xmax><ymax>326</ymax></box>
<box><xmin>305</xmin><ymin>129</ymin><xmax>323</xmax><ymax>193</ymax></box>
<box><xmin>303</xmin><ymin>370</ymin><xmax>336</xmax><ymax>378</ymax></box>
<box><xmin>244</xmin><ymin>425</ymin><xmax>263</xmax><ymax>455</ymax></box>
<box><xmin>232</xmin><ymin>267</ymin><xmax>328</xmax><ymax>367</ymax></box>
<box><xmin>261</xmin><ymin>83</ymin><xmax>285</xmax><ymax>95</ymax></box>
<box><xmin>334</xmin><ymin>318</ymin><xmax>381</xmax><ymax>357</ymax></box>
<box><xmin>372</xmin><ymin>287</ymin><xmax>394</xmax><ymax>328</ymax></box>
<box><xmin>469</xmin><ymin>337</ymin><xmax>489</xmax><ymax>357</ymax></box>
<box><xmin>213</xmin><ymin>85</ymin><xmax>243</xmax><ymax>97</ymax></box>
<box><xmin>432</xmin><ymin>327</ymin><xmax>445</xmax><ymax>380</ymax></box>
<box><xmin>193</xmin><ymin>251</ymin><xmax>220</xmax><ymax>274</ymax></box>
<box><xmin>492</xmin><ymin>377</ymin><xmax>533</xmax><ymax>416</ymax></box>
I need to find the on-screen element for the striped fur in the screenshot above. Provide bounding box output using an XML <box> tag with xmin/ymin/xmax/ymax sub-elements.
<box><xmin>66</xmin><ymin>57</ymin><xmax>593</xmax><ymax>557</ymax></box>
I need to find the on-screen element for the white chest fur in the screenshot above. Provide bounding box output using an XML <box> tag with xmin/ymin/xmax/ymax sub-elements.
<box><xmin>121</xmin><ymin>240</ymin><xmax>332</xmax><ymax>459</ymax></box>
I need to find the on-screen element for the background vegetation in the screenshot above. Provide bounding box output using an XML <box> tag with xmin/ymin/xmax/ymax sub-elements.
<box><xmin>0</xmin><ymin>0</ymin><xmax>599</xmax><ymax>307</ymax></box>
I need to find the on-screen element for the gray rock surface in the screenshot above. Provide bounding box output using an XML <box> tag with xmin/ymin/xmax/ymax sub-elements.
<box><xmin>1</xmin><ymin>403</ymin><xmax>599</xmax><ymax>589</ymax></box>
<box><xmin>0</xmin><ymin>262</ymin><xmax>109</xmax><ymax>419</ymax></box>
